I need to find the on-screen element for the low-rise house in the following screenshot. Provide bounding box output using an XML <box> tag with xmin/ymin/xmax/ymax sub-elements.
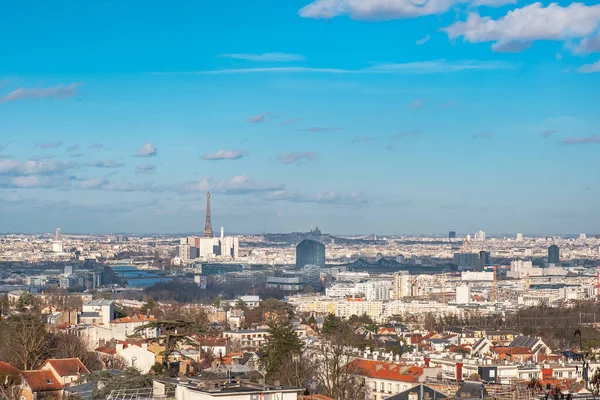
<box><xmin>508</xmin><ymin>336</ymin><xmax>551</xmax><ymax>361</ymax></box>
<box><xmin>39</xmin><ymin>358</ymin><xmax>90</xmax><ymax>386</ymax></box>
<box><xmin>347</xmin><ymin>359</ymin><xmax>440</xmax><ymax>400</ymax></box>
<box><xmin>20</xmin><ymin>370</ymin><xmax>64</xmax><ymax>400</ymax></box>
<box><xmin>494</xmin><ymin>347</ymin><xmax>534</xmax><ymax>363</ymax></box>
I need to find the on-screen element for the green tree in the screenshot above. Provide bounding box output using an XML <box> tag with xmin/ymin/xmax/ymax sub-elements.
<box><xmin>235</xmin><ymin>298</ymin><xmax>246</xmax><ymax>308</ymax></box>
<box><xmin>322</xmin><ymin>314</ymin><xmax>341</xmax><ymax>335</ymax></box>
<box><xmin>308</xmin><ymin>315</ymin><xmax>317</xmax><ymax>325</ymax></box>
<box><xmin>261</xmin><ymin>320</ymin><xmax>304</xmax><ymax>385</ymax></box>
<box><xmin>140</xmin><ymin>298</ymin><xmax>156</xmax><ymax>315</ymax></box>
<box><xmin>212</xmin><ymin>296</ymin><xmax>222</xmax><ymax>308</ymax></box>
<box><xmin>87</xmin><ymin>369</ymin><xmax>153</xmax><ymax>399</ymax></box>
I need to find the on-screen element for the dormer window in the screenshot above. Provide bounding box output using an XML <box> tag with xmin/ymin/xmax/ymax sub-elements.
<box><xmin>46</xmin><ymin>379</ymin><xmax>53</xmax><ymax>384</ymax></box>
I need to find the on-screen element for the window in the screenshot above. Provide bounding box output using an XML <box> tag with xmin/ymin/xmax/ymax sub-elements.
<box><xmin>396</xmin><ymin>384</ymin><xmax>400</xmax><ymax>392</ymax></box>
<box><xmin>388</xmin><ymin>383</ymin><xmax>392</xmax><ymax>393</ymax></box>
<box><xmin>489</xmin><ymin>370</ymin><xmax>496</xmax><ymax>378</ymax></box>
<box><xmin>372</xmin><ymin>381</ymin><xmax>377</xmax><ymax>390</ymax></box>
<box><xmin>380</xmin><ymin>382</ymin><xmax>384</xmax><ymax>392</ymax></box>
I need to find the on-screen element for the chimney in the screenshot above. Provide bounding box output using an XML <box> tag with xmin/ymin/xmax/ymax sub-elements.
<box><xmin>116</xmin><ymin>343</ymin><xmax>124</xmax><ymax>352</ymax></box>
<box><xmin>142</xmin><ymin>343</ymin><xmax>148</xmax><ymax>351</ymax></box>
<box><xmin>211</xmin><ymin>360</ymin><xmax>218</xmax><ymax>372</ymax></box>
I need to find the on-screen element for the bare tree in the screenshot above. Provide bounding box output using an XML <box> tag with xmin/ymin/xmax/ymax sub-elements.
<box><xmin>0</xmin><ymin>314</ymin><xmax>48</xmax><ymax>370</ymax></box>
<box><xmin>308</xmin><ymin>320</ymin><xmax>368</xmax><ymax>400</ymax></box>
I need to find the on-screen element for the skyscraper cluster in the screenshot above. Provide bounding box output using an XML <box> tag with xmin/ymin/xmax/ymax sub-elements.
<box><xmin>177</xmin><ymin>191</ymin><xmax>239</xmax><ymax>262</ymax></box>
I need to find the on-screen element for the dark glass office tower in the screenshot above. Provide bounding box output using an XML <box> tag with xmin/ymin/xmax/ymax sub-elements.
<box><xmin>548</xmin><ymin>245</ymin><xmax>560</xmax><ymax>264</ymax></box>
<box><xmin>296</xmin><ymin>239</ymin><xmax>326</xmax><ymax>268</ymax></box>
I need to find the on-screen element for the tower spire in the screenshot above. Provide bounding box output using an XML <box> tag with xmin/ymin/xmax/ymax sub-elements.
<box><xmin>203</xmin><ymin>190</ymin><xmax>214</xmax><ymax>238</ymax></box>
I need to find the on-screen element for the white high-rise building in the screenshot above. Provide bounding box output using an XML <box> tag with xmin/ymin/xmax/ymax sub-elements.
<box><xmin>579</xmin><ymin>233</ymin><xmax>587</xmax><ymax>240</ymax></box>
<box><xmin>516</xmin><ymin>233</ymin><xmax>523</xmax><ymax>241</ymax></box>
<box><xmin>474</xmin><ymin>230</ymin><xmax>486</xmax><ymax>242</ymax></box>
<box><xmin>393</xmin><ymin>271</ymin><xmax>412</xmax><ymax>299</ymax></box>
<box><xmin>456</xmin><ymin>285</ymin><xmax>470</xmax><ymax>304</ymax></box>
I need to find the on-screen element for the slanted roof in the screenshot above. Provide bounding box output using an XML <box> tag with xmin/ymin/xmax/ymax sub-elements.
<box><xmin>346</xmin><ymin>360</ymin><xmax>424</xmax><ymax>382</ymax></box>
<box><xmin>20</xmin><ymin>370</ymin><xmax>64</xmax><ymax>392</ymax></box>
<box><xmin>41</xmin><ymin>358</ymin><xmax>91</xmax><ymax>376</ymax></box>
<box><xmin>0</xmin><ymin>361</ymin><xmax>20</xmax><ymax>375</ymax></box>
<box><xmin>110</xmin><ymin>315</ymin><xmax>157</xmax><ymax>324</ymax></box>
<box><xmin>509</xmin><ymin>336</ymin><xmax>540</xmax><ymax>350</ymax></box>
<box><xmin>455</xmin><ymin>381</ymin><xmax>489</xmax><ymax>399</ymax></box>
<box><xmin>386</xmin><ymin>384</ymin><xmax>448</xmax><ymax>400</ymax></box>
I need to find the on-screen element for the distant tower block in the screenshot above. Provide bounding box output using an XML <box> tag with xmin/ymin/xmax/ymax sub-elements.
<box><xmin>55</xmin><ymin>228</ymin><xmax>62</xmax><ymax>241</ymax></box>
<box><xmin>203</xmin><ymin>190</ymin><xmax>214</xmax><ymax>238</ymax></box>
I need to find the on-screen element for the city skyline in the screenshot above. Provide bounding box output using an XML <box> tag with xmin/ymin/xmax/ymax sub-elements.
<box><xmin>1</xmin><ymin>0</ymin><xmax>599</xmax><ymax>234</ymax></box>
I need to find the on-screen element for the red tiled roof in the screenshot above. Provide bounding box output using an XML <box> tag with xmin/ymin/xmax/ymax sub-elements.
<box><xmin>110</xmin><ymin>315</ymin><xmax>157</xmax><ymax>324</ymax></box>
<box><xmin>0</xmin><ymin>361</ymin><xmax>20</xmax><ymax>375</ymax></box>
<box><xmin>20</xmin><ymin>371</ymin><xmax>64</xmax><ymax>392</ymax></box>
<box><xmin>346</xmin><ymin>360</ymin><xmax>424</xmax><ymax>382</ymax></box>
<box><xmin>41</xmin><ymin>358</ymin><xmax>90</xmax><ymax>377</ymax></box>
<box><xmin>95</xmin><ymin>346</ymin><xmax>117</xmax><ymax>355</ymax></box>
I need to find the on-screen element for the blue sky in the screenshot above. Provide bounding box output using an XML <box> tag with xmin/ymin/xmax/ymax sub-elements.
<box><xmin>0</xmin><ymin>0</ymin><xmax>599</xmax><ymax>235</ymax></box>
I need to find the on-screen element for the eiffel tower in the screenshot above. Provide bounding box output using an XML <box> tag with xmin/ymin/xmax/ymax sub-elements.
<box><xmin>203</xmin><ymin>190</ymin><xmax>214</xmax><ymax>238</ymax></box>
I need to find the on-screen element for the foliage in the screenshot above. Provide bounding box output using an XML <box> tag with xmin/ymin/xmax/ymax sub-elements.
<box><xmin>261</xmin><ymin>320</ymin><xmax>304</xmax><ymax>385</ymax></box>
<box><xmin>322</xmin><ymin>314</ymin><xmax>341</xmax><ymax>335</ymax></box>
<box><xmin>88</xmin><ymin>368</ymin><xmax>153</xmax><ymax>399</ymax></box>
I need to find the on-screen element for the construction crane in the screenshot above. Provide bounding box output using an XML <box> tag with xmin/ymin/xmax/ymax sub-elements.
<box><xmin>441</xmin><ymin>271</ymin><xmax>446</xmax><ymax>304</ymax></box>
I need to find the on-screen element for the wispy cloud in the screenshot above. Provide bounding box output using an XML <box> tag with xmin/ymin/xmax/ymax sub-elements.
<box><xmin>441</xmin><ymin>100</ymin><xmax>458</xmax><ymax>108</ymax></box>
<box><xmin>492</xmin><ymin>41</ymin><xmax>532</xmax><ymax>53</ymax></box>
<box><xmin>416</xmin><ymin>35</ymin><xmax>431</xmax><ymax>45</ymax></box>
<box><xmin>136</xmin><ymin>163</ymin><xmax>156</xmax><ymax>174</ymax></box>
<box><xmin>135</xmin><ymin>142</ymin><xmax>157</xmax><ymax>157</ymax></box>
<box><xmin>160</xmin><ymin>60</ymin><xmax>516</xmax><ymax>75</ymax></box>
<box><xmin>201</xmin><ymin>149</ymin><xmax>248</xmax><ymax>161</ymax></box>
<box><xmin>561</xmin><ymin>135</ymin><xmax>600</xmax><ymax>145</ymax></box>
<box><xmin>178</xmin><ymin>175</ymin><xmax>284</xmax><ymax>195</ymax></box>
<box><xmin>541</xmin><ymin>130</ymin><xmax>557</xmax><ymax>138</ymax></box>
<box><xmin>88</xmin><ymin>143</ymin><xmax>105</xmax><ymax>150</ymax></box>
<box><xmin>572</xmin><ymin>34</ymin><xmax>600</xmax><ymax>54</ymax></box>
<box><xmin>66</xmin><ymin>145</ymin><xmax>80</xmax><ymax>152</ymax></box>
<box><xmin>393</xmin><ymin>130</ymin><xmax>420</xmax><ymax>140</ymax></box>
<box><xmin>1</xmin><ymin>83</ymin><xmax>81</xmax><ymax>102</ymax></box>
<box><xmin>473</xmin><ymin>132</ymin><xmax>492</xmax><ymax>139</ymax></box>
<box><xmin>247</xmin><ymin>113</ymin><xmax>270</xmax><ymax>123</ymax></box>
<box><xmin>281</xmin><ymin>117</ymin><xmax>301</xmax><ymax>126</ymax></box>
<box><xmin>578</xmin><ymin>61</ymin><xmax>600</xmax><ymax>74</ymax></box>
<box><xmin>267</xmin><ymin>190</ymin><xmax>370</xmax><ymax>206</ymax></box>
<box><xmin>407</xmin><ymin>99</ymin><xmax>425</xmax><ymax>109</ymax></box>
<box><xmin>220</xmin><ymin>52</ymin><xmax>305</xmax><ymax>62</ymax></box>
<box><xmin>385</xmin><ymin>144</ymin><xmax>394</xmax><ymax>150</ymax></box>
<box><xmin>0</xmin><ymin>159</ymin><xmax>75</xmax><ymax>177</ymax></box>
<box><xmin>294</xmin><ymin>127</ymin><xmax>343</xmax><ymax>132</ymax></box>
<box><xmin>352</xmin><ymin>136</ymin><xmax>374</xmax><ymax>143</ymax></box>
<box><xmin>36</xmin><ymin>140</ymin><xmax>64</xmax><ymax>149</ymax></box>
<box><xmin>87</xmin><ymin>160</ymin><xmax>125</xmax><ymax>168</ymax></box>
<box><xmin>276</xmin><ymin>152</ymin><xmax>317</xmax><ymax>165</ymax></box>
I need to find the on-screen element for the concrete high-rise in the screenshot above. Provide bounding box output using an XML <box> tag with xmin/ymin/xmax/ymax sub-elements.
<box><xmin>296</xmin><ymin>239</ymin><xmax>326</xmax><ymax>268</ymax></box>
<box><xmin>548</xmin><ymin>245</ymin><xmax>560</xmax><ymax>264</ymax></box>
<box><xmin>449</xmin><ymin>231</ymin><xmax>456</xmax><ymax>240</ymax></box>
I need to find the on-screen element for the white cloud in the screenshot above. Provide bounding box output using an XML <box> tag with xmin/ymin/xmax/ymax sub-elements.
<box><xmin>473</xmin><ymin>132</ymin><xmax>492</xmax><ymax>139</ymax></box>
<box><xmin>299</xmin><ymin>0</ymin><xmax>457</xmax><ymax>20</ymax></box>
<box><xmin>220</xmin><ymin>53</ymin><xmax>305</xmax><ymax>61</ymax></box>
<box><xmin>294</xmin><ymin>127</ymin><xmax>343</xmax><ymax>132</ymax></box>
<box><xmin>247</xmin><ymin>113</ymin><xmax>269</xmax><ymax>123</ymax></box>
<box><xmin>135</xmin><ymin>142</ymin><xmax>157</xmax><ymax>157</ymax></box>
<box><xmin>0</xmin><ymin>159</ymin><xmax>75</xmax><ymax>176</ymax></box>
<box><xmin>471</xmin><ymin>0</ymin><xmax>516</xmax><ymax>6</ymax></box>
<box><xmin>578</xmin><ymin>60</ymin><xmax>600</xmax><ymax>73</ymax></box>
<box><xmin>416</xmin><ymin>35</ymin><xmax>431</xmax><ymax>45</ymax></box>
<box><xmin>276</xmin><ymin>152</ymin><xmax>317</xmax><ymax>165</ymax></box>
<box><xmin>1</xmin><ymin>83</ymin><xmax>81</xmax><ymax>102</ymax></box>
<box><xmin>180</xmin><ymin>175</ymin><xmax>284</xmax><ymax>195</ymax></box>
<box><xmin>201</xmin><ymin>149</ymin><xmax>248</xmax><ymax>160</ymax></box>
<box><xmin>444</xmin><ymin>3</ymin><xmax>600</xmax><ymax>47</ymax></box>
